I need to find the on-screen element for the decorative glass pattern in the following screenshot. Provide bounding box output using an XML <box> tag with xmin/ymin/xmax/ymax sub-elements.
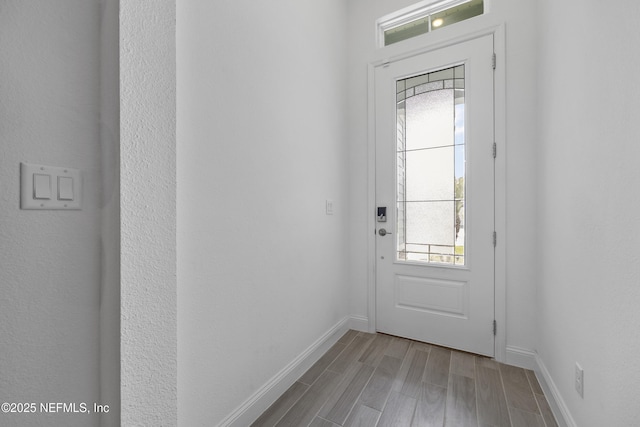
<box><xmin>396</xmin><ymin>65</ymin><xmax>465</xmax><ymax>265</ymax></box>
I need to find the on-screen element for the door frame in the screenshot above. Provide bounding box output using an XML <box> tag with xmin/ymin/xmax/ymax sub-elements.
<box><xmin>366</xmin><ymin>21</ymin><xmax>507</xmax><ymax>362</ymax></box>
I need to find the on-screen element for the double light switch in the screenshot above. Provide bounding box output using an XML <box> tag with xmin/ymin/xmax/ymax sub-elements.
<box><xmin>20</xmin><ymin>163</ymin><xmax>81</xmax><ymax>210</ymax></box>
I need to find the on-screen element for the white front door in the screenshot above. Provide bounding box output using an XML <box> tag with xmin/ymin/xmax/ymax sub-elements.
<box><xmin>375</xmin><ymin>35</ymin><xmax>495</xmax><ymax>356</ymax></box>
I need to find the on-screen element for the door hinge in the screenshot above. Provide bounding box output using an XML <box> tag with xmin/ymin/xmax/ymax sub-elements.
<box><xmin>493</xmin><ymin>320</ymin><xmax>497</xmax><ymax>336</ymax></box>
<box><xmin>493</xmin><ymin>231</ymin><xmax>497</xmax><ymax>247</ymax></box>
<box><xmin>492</xmin><ymin>53</ymin><xmax>496</xmax><ymax>70</ymax></box>
<box><xmin>492</xmin><ymin>142</ymin><xmax>497</xmax><ymax>159</ymax></box>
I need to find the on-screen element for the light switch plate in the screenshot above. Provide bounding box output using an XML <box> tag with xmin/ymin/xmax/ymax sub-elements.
<box><xmin>20</xmin><ymin>162</ymin><xmax>82</xmax><ymax>210</ymax></box>
<box><xmin>326</xmin><ymin>199</ymin><xmax>334</xmax><ymax>215</ymax></box>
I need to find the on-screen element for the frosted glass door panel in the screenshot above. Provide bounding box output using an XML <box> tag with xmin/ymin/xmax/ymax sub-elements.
<box><xmin>404</xmin><ymin>147</ymin><xmax>454</xmax><ymax>201</ymax></box>
<box><xmin>396</xmin><ymin>66</ymin><xmax>465</xmax><ymax>265</ymax></box>
<box><xmin>405</xmin><ymin>89</ymin><xmax>454</xmax><ymax>150</ymax></box>
<box><xmin>404</xmin><ymin>201</ymin><xmax>455</xmax><ymax>246</ymax></box>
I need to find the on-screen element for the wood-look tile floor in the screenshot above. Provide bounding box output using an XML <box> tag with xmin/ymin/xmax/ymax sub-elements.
<box><xmin>252</xmin><ymin>330</ymin><xmax>559</xmax><ymax>427</ymax></box>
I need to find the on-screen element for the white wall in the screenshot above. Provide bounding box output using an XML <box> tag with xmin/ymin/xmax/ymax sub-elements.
<box><xmin>346</xmin><ymin>0</ymin><xmax>539</xmax><ymax>358</ymax></box>
<box><xmin>177</xmin><ymin>0</ymin><xmax>350</xmax><ymax>424</ymax></box>
<box><xmin>536</xmin><ymin>1</ymin><xmax>640</xmax><ymax>425</ymax></box>
<box><xmin>10</xmin><ymin>1</ymin><xmax>636</xmax><ymax>426</ymax></box>
<box><xmin>120</xmin><ymin>0</ymin><xmax>177</xmax><ymax>425</ymax></box>
<box><xmin>135</xmin><ymin>1</ymin><xmax>640</xmax><ymax>425</ymax></box>
<box><xmin>0</xmin><ymin>1</ymin><xmax>111</xmax><ymax>426</ymax></box>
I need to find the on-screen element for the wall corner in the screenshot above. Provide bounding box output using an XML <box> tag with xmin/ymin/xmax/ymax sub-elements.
<box><xmin>120</xmin><ymin>0</ymin><xmax>177</xmax><ymax>425</ymax></box>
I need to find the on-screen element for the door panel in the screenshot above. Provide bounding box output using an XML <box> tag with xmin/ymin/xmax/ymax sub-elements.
<box><xmin>375</xmin><ymin>35</ymin><xmax>495</xmax><ymax>356</ymax></box>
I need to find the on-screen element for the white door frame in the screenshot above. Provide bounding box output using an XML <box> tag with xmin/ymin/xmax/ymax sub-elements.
<box><xmin>366</xmin><ymin>21</ymin><xmax>507</xmax><ymax>362</ymax></box>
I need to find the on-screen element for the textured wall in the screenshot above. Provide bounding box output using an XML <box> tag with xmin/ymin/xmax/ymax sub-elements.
<box><xmin>536</xmin><ymin>1</ymin><xmax>640</xmax><ymax>425</ymax></box>
<box><xmin>120</xmin><ymin>1</ymin><xmax>177</xmax><ymax>425</ymax></box>
<box><xmin>177</xmin><ymin>0</ymin><xmax>350</xmax><ymax>424</ymax></box>
<box><xmin>0</xmin><ymin>1</ymin><xmax>104</xmax><ymax>426</ymax></box>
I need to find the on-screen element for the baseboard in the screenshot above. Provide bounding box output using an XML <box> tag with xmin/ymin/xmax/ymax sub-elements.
<box><xmin>534</xmin><ymin>354</ymin><xmax>577</xmax><ymax>427</ymax></box>
<box><xmin>348</xmin><ymin>315</ymin><xmax>369</xmax><ymax>332</ymax></box>
<box><xmin>505</xmin><ymin>346</ymin><xmax>574</xmax><ymax>427</ymax></box>
<box><xmin>216</xmin><ymin>316</ymin><xmax>353</xmax><ymax>427</ymax></box>
<box><xmin>506</xmin><ymin>346</ymin><xmax>577</xmax><ymax>427</ymax></box>
<box><xmin>505</xmin><ymin>345</ymin><xmax>537</xmax><ymax>370</ymax></box>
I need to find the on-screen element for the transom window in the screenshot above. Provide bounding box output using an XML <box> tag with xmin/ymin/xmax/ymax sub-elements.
<box><xmin>378</xmin><ymin>0</ymin><xmax>484</xmax><ymax>47</ymax></box>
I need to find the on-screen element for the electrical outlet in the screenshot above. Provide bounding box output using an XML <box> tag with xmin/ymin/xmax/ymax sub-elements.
<box><xmin>575</xmin><ymin>363</ymin><xmax>584</xmax><ymax>398</ymax></box>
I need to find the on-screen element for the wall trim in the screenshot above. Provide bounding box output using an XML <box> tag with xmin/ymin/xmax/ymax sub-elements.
<box><xmin>505</xmin><ymin>347</ymin><xmax>576</xmax><ymax>427</ymax></box>
<box><xmin>535</xmin><ymin>353</ymin><xmax>577</xmax><ymax>427</ymax></box>
<box><xmin>505</xmin><ymin>345</ymin><xmax>537</xmax><ymax>370</ymax></box>
<box><xmin>349</xmin><ymin>315</ymin><xmax>369</xmax><ymax>332</ymax></box>
<box><xmin>216</xmin><ymin>316</ymin><xmax>354</xmax><ymax>427</ymax></box>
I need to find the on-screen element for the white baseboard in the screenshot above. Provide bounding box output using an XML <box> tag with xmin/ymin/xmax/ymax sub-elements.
<box><xmin>534</xmin><ymin>354</ymin><xmax>577</xmax><ymax>427</ymax></box>
<box><xmin>348</xmin><ymin>315</ymin><xmax>369</xmax><ymax>332</ymax></box>
<box><xmin>216</xmin><ymin>316</ymin><xmax>353</xmax><ymax>427</ymax></box>
<box><xmin>505</xmin><ymin>345</ymin><xmax>537</xmax><ymax>370</ymax></box>
<box><xmin>504</xmin><ymin>346</ymin><xmax>576</xmax><ymax>427</ymax></box>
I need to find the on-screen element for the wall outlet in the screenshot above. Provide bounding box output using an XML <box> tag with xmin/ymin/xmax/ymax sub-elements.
<box><xmin>575</xmin><ymin>363</ymin><xmax>584</xmax><ymax>398</ymax></box>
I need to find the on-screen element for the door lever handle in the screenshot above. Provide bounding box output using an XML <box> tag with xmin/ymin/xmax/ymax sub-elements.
<box><xmin>378</xmin><ymin>228</ymin><xmax>392</xmax><ymax>236</ymax></box>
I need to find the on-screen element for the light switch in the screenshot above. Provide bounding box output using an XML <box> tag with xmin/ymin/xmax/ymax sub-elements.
<box><xmin>326</xmin><ymin>199</ymin><xmax>334</xmax><ymax>215</ymax></box>
<box><xmin>58</xmin><ymin>176</ymin><xmax>74</xmax><ymax>200</ymax></box>
<box><xmin>33</xmin><ymin>174</ymin><xmax>51</xmax><ymax>199</ymax></box>
<box><xmin>20</xmin><ymin>162</ymin><xmax>81</xmax><ymax>210</ymax></box>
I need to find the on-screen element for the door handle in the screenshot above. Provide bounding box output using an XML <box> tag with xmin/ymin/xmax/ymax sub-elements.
<box><xmin>378</xmin><ymin>228</ymin><xmax>392</xmax><ymax>236</ymax></box>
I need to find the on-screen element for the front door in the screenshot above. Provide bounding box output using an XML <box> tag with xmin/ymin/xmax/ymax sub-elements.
<box><xmin>375</xmin><ymin>35</ymin><xmax>495</xmax><ymax>356</ymax></box>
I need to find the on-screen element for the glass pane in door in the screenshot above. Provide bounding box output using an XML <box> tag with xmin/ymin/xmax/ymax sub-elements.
<box><xmin>396</xmin><ymin>66</ymin><xmax>465</xmax><ymax>265</ymax></box>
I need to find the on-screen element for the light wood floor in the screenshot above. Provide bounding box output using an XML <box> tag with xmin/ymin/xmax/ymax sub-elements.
<box><xmin>252</xmin><ymin>330</ymin><xmax>558</xmax><ymax>427</ymax></box>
